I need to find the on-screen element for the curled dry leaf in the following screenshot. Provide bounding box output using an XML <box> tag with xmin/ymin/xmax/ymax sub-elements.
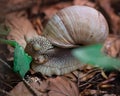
<box><xmin>10</xmin><ymin>76</ymin><xmax>79</xmax><ymax>96</ymax></box>
<box><xmin>29</xmin><ymin>77</ymin><xmax>48</xmax><ymax>93</ymax></box>
<box><xmin>77</xmin><ymin>68</ymin><xmax>99</xmax><ymax>82</ymax></box>
<box><xmin>6</xmin><ymin>12</ymin><xmax>38</xmax><ymax>48</ymax></box>
<box><xmin>103</xmin><ymin>35</ymin><xmax>120</xmax><ymax>58</ymax></box>
<box><xmin>47</xmin><ymin>76</ymin><xmax>79</xmax><ymax>96</ymax></box>
<box><xmin>10</xmin><ymin>82</ymin><xmax>33</xmax><ymax>96</ymax></box>
<box><xmin>32</xmin><ymin>17</ymin><xmax>43</xmax><ymax>35</ymax></box>
<box><xmin>63</xmin><ymin>71</ymin><xmax>78</xmax><ymax>82</ymax></box>
<box><xmin>10</xmin><ymin>78</ymin><xmax>48</xmax><ymax>96</ymax></box>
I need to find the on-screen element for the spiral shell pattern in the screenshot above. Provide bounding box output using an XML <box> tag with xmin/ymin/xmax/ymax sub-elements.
<box><xmin>43</xmin><ymin>6</ymin><xmax>109</xmax><ymax>48</ymax></box>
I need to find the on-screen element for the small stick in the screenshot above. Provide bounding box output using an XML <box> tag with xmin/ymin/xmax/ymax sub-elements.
<box><xmin>22</xmin><ymin>78</ymin><xmax>39</xmax><ymax>96</ymax></box>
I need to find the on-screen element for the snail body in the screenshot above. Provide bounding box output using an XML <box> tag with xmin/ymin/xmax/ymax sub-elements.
<box><xmin>25</xmin><ymin>6</ymin><xmax>109</xmax><ymax>76</ymax></box>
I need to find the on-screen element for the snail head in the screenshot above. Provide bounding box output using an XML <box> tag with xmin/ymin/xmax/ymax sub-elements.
<box><xmin>25</xmin><ymin>36</ymin><xmax>54</xmax><ymax>64</ymax></box>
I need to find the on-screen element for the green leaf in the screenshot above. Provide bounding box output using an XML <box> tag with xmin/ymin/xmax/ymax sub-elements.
<box><xmin>0</xmin><ymin>38</ymin><xmax>32</xmax><ymax>78</ymax></box>
<box><xmin>0</xmin><ymin>25</ymin><xmax>10</xmax><ymax>36</ymax></box>
<box><xmin>0</xmin><ymin>38</ymin><xmax>17</xmax><ymax>46</ymax></box>
<box><xmin>72</xmin><ymin>44</ymin><xmax>120</xmax><ymax>70</ymax></box>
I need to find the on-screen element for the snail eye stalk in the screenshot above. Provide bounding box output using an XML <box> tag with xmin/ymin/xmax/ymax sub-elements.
<box><xmin>33</xmin><ymin>43</ymin><xmax>41</xmax><ymax>51</ymax></box>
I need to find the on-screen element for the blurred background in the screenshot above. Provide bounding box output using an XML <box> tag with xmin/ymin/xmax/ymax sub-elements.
<box><xmin>0</xmin><ymin>0</ymin><xmax>120</xmax><ymax>96</ymax></box>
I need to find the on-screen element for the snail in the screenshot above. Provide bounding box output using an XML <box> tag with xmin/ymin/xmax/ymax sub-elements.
<box><xmin>25</xmin><ymin>5</ymin><xmax>109</xmax><ymax>76</ymax></box>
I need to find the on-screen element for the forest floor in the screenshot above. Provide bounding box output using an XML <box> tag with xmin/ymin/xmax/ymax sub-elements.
<box><xmin>0</xmin><ymin>0</ymin><xmax>120</xmax><ymax>96</ymax></box>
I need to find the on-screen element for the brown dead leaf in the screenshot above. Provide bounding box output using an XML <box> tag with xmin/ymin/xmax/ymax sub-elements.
<box><xmin>3</xmin><ymin>0</ymin><xmax>37</xmax><ymax>14</ymax></box>
<box><xmin>29</xmin><ymin>77</ymin><xmax>48</xmax><ymax>93</ymax></box>
<box><xmin>32</xmin><ymin>17</ymin><xmax>43</xmax><ymax>35</ymax></box>
<box><xmin>80</xmin><ymin>89</ymin><xmax>107</xmax><ymax>95</ymax></box>
<box><xmin>10</xmin><ymin>77</ymin><xmax>48</xmax><ymax>96</ymax></box>
<box><xmin>73</xmin><ymin>0</ymin><xmax>95</xmax><ymax>8</ymax></box>
<box><xmin>97</xmin><ymin>0</ymin><xmax>120</xmax><ymax>34</ymax></box>
<box><xmin>103</xmin><ymin>94</ymin><xmax>116</xmax><ymax>96</ymax></box>
<box><xmin>78</xmin><ymin>67</ymin><xmax>101</xmax><ymax>82</ymax></box>
<box><xmin>103</xmin><ymin>35</ymin><xmax>120</xmax><ymax>58</ymax></box>
<box><xmin>10</xmin><ymin>82</ymin><xmax>33</xmax><ymax>96</ymax></box>
<box><xmin>41</xmin><ymin>1</ymin><xmax>72</xmax><ymax>20</ymax></box>
<box><xmin>8</xmin><ymin>0</ymin><xmax>28</xmax><ymax>4</ymax></box>
<box><xmin>6</xmin><ymin>12</ymin><xmax>38</xmax><ymax>48</ymax></box>
<box><xmin>47</xmin><ymin>76</ymin><xmax>79</xmax><ymax>96</ymax></box>
<box><xmin>30</xmin><ymin>0</ymin><xmax>41</xmax><ymax>15</ymax></box>
<box><xmin>73</xmin><ymin>0</ymin><xmax>88</xmax><ymax>5</ymax></box>
<box><xmin>0</xmin><ymin>0</ymin><xmax>8</xmax><ymax>23</ymax></box>
<box><xmin>64</xmin><ymin>71</ymin><xmax>78</xmax><ymax>82</ymax></box>
<box><xmin>0</xmin><ymin>58</ymin><xmax>20</xmax><ymax>91</ymax></box>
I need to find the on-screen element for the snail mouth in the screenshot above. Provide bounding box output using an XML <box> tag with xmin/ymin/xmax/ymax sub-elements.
<box><xmin>34</xmin><ymin>55</ymin><xmax>48</xmax><ymax>64</ymax></box>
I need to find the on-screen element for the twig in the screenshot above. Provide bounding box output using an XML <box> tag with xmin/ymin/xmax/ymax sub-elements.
<box><xmin>0</xmin><ymin>79</ymin><xmax>13</xmax><ymax>89</ymax></box>
<box><xmin>78</xmin><ymin>72</ymin><xmax>101</xmax><ymax>88</ymax></box>
<box><xmin>22</xmin><ymin>78</ymin><xmax>39</xmax><ymax>96</ymax></box>
<box><xmin>78</xmin><ymin>68</ymin><xmax>101</xmax><ymax>80</ymax></box>
<box><xmin>0</xmin><ymin>58</ymin><xmax>11</xmax><ymax>69</ymax></box>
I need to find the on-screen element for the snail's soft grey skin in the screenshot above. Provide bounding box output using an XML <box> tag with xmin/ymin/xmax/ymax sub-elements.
<box><xmin>25</xmin><ymin>5</ymin><xmax>109</xmax><ymax>76</ymax></box>
<box><xmin>25</xmin><ymin>36</ymin><xmax>82</xmax><ymax>76</ymax></box>
<box><xmin>25</xmin><ymin>36</ymin><xmax>54</xmax><ymax>64</ymax></box>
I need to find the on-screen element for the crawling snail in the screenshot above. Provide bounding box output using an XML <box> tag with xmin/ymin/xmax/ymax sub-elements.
<box><xmin>25</xmin><ymin>6</ymin><xmax>109</xmax><ymax>76</ymax></box>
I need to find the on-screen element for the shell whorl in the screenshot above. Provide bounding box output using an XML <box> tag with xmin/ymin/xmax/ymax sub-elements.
<box><xmin>43</xmin><ymin>5</ymin><xmax>109</xmax><ymax>48</ymax></box>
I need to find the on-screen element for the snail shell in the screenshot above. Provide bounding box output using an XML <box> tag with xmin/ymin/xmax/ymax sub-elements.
<box><xmin>26</xmin><ymin>6</ymin><xmax>109</xmax><ymax>76</ymax></box>
<box><xmin>43</xmin><ymin>5</ymin><xmax>109</xmax><ymax>48</ymax></box>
